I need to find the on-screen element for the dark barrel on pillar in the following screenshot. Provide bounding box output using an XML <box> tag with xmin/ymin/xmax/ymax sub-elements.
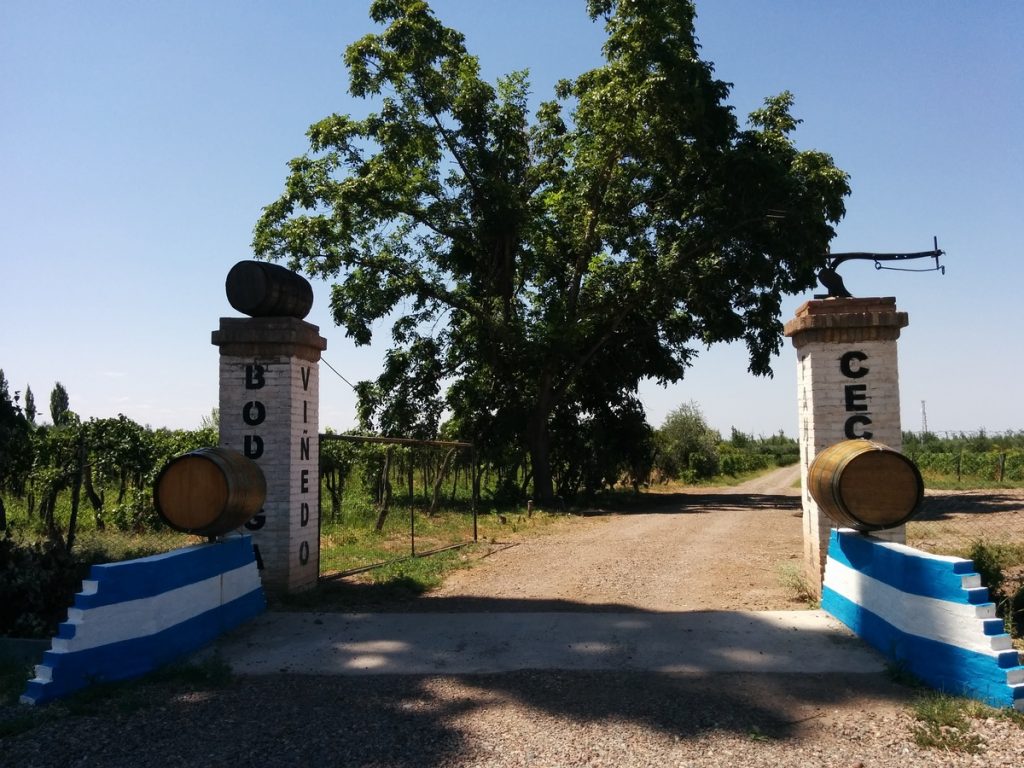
<box><xmin>154</xmin><ymin>447</ymin><xmax>266</xmax><ymax>536</ymax></box>
<box><xmin>807</xmin><ymin>439</ymin><xmax>923</xmax><ymax>531</ymax></box>
<box><xmin>226</xmin><ymin>260</ymin><xmax>314</xmax><ymax>319</ymax></box>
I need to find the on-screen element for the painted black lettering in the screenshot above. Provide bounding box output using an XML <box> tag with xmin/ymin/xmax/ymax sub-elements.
<box><xmin>300</xmin><ymin>502</ymin><xmax>309</xmax><ymax>526</ymax></box>
<box><xmin>303</xmin><ymin>400</ymin><xmax>308</xmax><ymax>424</ymax></box>
<box><xmin>244</xmin><ymin>435</ymin><xmax>264</xmax><ymax>459</ymax></box>
<box><xmin>844</xmin><ymin>384</ymin><xmax>869</xmax><ymax>412</ymax></box>
<box><xmin>844</xmin><ymin>415</ymin><xmax>873</xmax><ymax>439</ymax></box>
<box><xmin>301</xmin><ymin>366</ymin><xmax>311</xmax><ymax>391</ymax></box>
<box><xmin>840</xmin><ymin>350</ymin><xmax>869</xmax><ymax>379</ymax></box>
<box><xmin>245</xmin><ymin>511</ymin><xmax>266</xmax><ymax>531</ymax></box>
<box><xmin>300</xmin><ymin>436</ymin><xmax>310</xmax><ymax>461</ymax></box>
<box><xmin>243</xmin><ymin>400</ymin><xmax>266</xmax><ymax>426</ymax></box>
<box><xmin>299</xmin><ymin>540</ymin><xmax>309</xmax><ymax>565</ymax></box>
<box><xmin>245</xmin><ymin>364</ymin><xmax>265</xmax><ymax>389</ymax></box>
<box><xmin>300</xmin><ymin>469</ymin><xmax>309</xmax><ymax>494</ymax></box>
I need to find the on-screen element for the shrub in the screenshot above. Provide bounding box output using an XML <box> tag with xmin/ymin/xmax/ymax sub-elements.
<box><xmin>0</xmin><ymin>532</ymin><xmax>86</xmax><ymax>638</ymax></box>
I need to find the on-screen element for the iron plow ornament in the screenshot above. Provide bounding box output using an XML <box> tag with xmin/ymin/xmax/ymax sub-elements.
<box><xmin>817</xmin><ymin>237</ymin><xmax>946</xmax><ymax>298</ymax></box>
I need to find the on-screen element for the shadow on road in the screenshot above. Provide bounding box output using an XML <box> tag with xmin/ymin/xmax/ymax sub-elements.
<box><xmin>0</xmin><ymin>666</ymin><xmax>912</xmax><ymax>768</ymax></box>
<box><xmin>578</xmin><ymin>490</ymin><xmax>801</xmax><ymax>517</ymax></box>
<box><xmin>916</xmin><ymin>491</ymin><xmax>1024</xmax><ymax>520</ymax></box>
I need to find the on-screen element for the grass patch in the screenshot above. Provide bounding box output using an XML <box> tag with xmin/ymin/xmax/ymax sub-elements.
<box><xmin>907</xmin><ymin>691</ymin><xmax>1024</xmax><ymax>753</ymax></box>
<box><xmin>319</xmin><ymin>505</ymin><xmax>567</xmax><ymax>580</ymax></box>
<box><xmin>777</xmin><ymin>562</ymin><xmax>818</xmax><ymax>608</ymax></box>
<box><xmin>917</xmin><ymin>472</ymin><xmax>1024</xmax><ymax>491</ymax></box>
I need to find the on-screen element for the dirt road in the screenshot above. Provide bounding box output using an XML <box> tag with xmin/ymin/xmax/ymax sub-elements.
<box><xmin>9</xmin><ymin>467</ymin><xmax>1024</xmax><ymax>767</ymax></box>
<box><xmin>428</xmin><ymin>465</ymin><xmax>807</xmax><ymax>612</ymax></box>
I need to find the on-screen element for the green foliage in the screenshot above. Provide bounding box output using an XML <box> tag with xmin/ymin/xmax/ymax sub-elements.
<box><xmin>966</xmin><ymin>540</ymin><xmax>1024</xmax><ymax>639</ymax></box>
<box><xmin>652</xmin><ymin>411</ymin><xmax>798</xmax><ymax>483</ymax></box>
<box><xmin>48</xmin><ymin>381</ymin><xmax>73</xmax><ymax>427</ymax></box>
<box><xmin>969</xmin><ymin>541</ymin><xmax>1006</xmax><ymax>598</ymax></box>
<box><xmin>9</xmin><ymin>414</ymin><xmax>218</xmax><ymax>538</ymax></box>
<box><xmin>904</xmin><ymin>431</ymin><xmax>1024</xmax><ymax>487</ymax></box>
<box><xmin>654</xmin><ymin>402</ymin><xmax>720</xmax><ymax>481</ymax></box>
<box><xmin>0</xmin><ymin>369</ymin><xmax>34</xmax><ymax>515</ymax></box>
<box><xmin>0</xmin><ymin>532</ymin><xmax>86</xmax><ymax>638</ymax></box>
<box><xmin>254</xmin><ymin>0</ymin><xmax>849</xmax><ymax>501</ymax></box>
<box><xmin>0</xmin><ymin>651</ymin><xmax>32</xmax><ymax>706</ymax></box>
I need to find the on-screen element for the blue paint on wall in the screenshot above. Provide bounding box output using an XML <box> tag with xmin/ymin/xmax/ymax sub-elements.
<box><xmin>21</xmin><ymin>535</ymin><xmax>264</xmax><ymax>706</ymax></box>
<box><xmin>74</xmin><ymin>536</ymin><xmax>258</xmax><ymax>609</ymax></box>
<box><xmin>826</xmin><ymin>529</ymin><xmax>983</xmax><ymax>604</ymax></box>
<box><xmin>823</xmin><ymin>586</ymin><xmax>1021</xmax><ymax>709</ymax></box>
<box><xmin>23</xmin><ymin>589</ymin><xmax>263</xmax><ymax>705</ymax></box>
<box><xmin>824</xmin><ymin>530</ymin><xmax>1023</xmax><ymax>712</ymax></box>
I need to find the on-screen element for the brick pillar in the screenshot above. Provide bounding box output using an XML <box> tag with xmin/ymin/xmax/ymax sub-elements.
<box><xmin>784</xmin><ymin>297</ymin><xmax>909</xmax><ymax>595</ymax></box>
<box><xmin>212</xmin><ymin>317</ymin><xmax>326</xmax><ymax>594</ymax></box>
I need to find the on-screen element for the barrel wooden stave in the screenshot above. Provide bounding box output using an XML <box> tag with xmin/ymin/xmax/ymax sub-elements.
<box><xmin>225</xmin><ymin>260</ymin><xmax>314</xmax><ymax>319</ymax></box>
<box><xmin>807</xmin><ymin>439</ymin><xmax>923</xmax><ymax>531</ymax></box>
<box><xmin>154</xmin><ymin>447</ymin><xmax>266</xmax><ymax>536</ymax></box>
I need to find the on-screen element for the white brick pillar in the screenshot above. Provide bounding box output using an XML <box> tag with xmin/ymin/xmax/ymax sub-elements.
<box><xmin>212</xmin><ymin>316</ymin><xmax>326</xmax><ymax>594</ymax></box>
<box><xmin>784</xmin><ymin>297</ymin><xmax>909</xmax><ymax>596</ymax></box>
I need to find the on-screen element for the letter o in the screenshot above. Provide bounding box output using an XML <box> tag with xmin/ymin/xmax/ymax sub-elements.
<box><xmin>243</xmin><ymin>400</ymin><xmax>266</xmax><ymax>426</ymax></box>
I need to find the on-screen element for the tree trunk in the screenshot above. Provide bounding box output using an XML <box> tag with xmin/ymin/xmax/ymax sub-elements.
<box><xmin>0</xmin><ymin>496</ymin><xmax>6</xmax><ymax>530</ymax></box>
<box><xmin>450</xmin><ymin>464</ymin><xmax>460</xmax><ymax>503</ymax></box>
<box><xmin>83</xmin><ymin>463</ymin><xmax>105</xmax><ymax>530</ymax></box>
<box><xmin>67</xmin><ymin>438</ymin><xmax>85</xmax><ymax>554</ymax></box>
<box><xmin>428</xmin><ymin>448</ymin><xmax>457</xmax><ymax>516</ymax></box>
<box><xmin>526</xmin><ymin>374</ymin><xmax>556</xmax><ymax>502</ymax></box>
<box><xmin>42</xmin><ymin>487</ymin><xmax>62</xmax><ymax>546</ymax></box>
<box><xmin>374</xmin><ymin>448</ymin><xmax>393</xmax><ymax>532</ymax></box>
<box><xmin>324</xmin><ymin>469</ymin><xmax>341</xmax><ymax>520</ymax></box>
<box><xmin>519</xmin><ymin>467</ymin><xmax>533</xmax><ymax>499</ymax></box>
<box><xmin>473</xmin><ymin>460</ymin><xmax>481</xmax><ymax>508</ymax></box>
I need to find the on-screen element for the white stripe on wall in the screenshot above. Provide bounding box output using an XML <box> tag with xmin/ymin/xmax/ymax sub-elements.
<box><xmin>825</xmin><ymin>557</ymin><xmax>1008</xmax><ymax>655</ymax></box>
<box><xmin>52</xmin><ymin>563</ymin><xmax>261</xmax><ymax>653</ymax></box>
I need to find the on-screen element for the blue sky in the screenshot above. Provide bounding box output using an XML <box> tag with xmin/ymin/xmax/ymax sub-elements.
<box><xmin>2</xmin><ymin>1</ymin><xmax>1021</xmax><ymax>437</ymax></box>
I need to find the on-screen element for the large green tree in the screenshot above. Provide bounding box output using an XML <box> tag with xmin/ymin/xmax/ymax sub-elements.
<box><xmin>254</xmin><ymin>0</ymin><xmax>850</xmax><ymax>500</ymax></box>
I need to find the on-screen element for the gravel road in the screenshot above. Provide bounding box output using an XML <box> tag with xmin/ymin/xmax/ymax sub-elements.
<box><xmin>426</xmin><ymin>464</ymin><xmax>805</xmax><ymax>612</ymax></box>
<box><xmin>3</xmin><ymin>468</ymin><xmax>1022</xmax><ymax>767</ymax></box>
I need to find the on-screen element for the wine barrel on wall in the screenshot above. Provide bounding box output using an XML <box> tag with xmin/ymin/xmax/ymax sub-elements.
<box><xmin>807</xmin><ymin>439</ymin><xmax>923</xmax><ymax>531</ymax></box>
<box><xmin>154</xmin><ymin>447</ymin><xmax>266</xmax><ymax>537</ymax></box>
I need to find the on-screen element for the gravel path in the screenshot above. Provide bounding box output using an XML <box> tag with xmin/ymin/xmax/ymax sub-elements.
<box><xmin>426</xmin><ymin>465</ymin><xmax>805</xmax><ymax>612</ymax></box>
<box><xmin>4</xmin><ymin>469</ymin><xmax>1022</xmax><ymax>766</ymax></box>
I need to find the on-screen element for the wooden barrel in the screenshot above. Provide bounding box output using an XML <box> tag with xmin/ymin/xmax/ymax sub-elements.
<box><xmin>807</xmin><ymin>439</ymin><xmax>923</xmax><ymax>531</ymax></box>
<box><xmin>154</xmin><ymin>447</ymin><xmax>266</xmax><ymax>536</ymax></box>
<box><xmin>225</xmin><ymin>260</ymin><xmax>313</xmax><ymax>319</ymax></box>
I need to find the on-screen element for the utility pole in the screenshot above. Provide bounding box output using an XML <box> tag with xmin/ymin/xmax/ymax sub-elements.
<box><xmin>921</xmin><ymin>400</ymin><xmax>928</xmax><ymax>435</ymax></box>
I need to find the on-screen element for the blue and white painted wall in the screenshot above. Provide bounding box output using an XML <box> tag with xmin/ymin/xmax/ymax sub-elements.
<box><xmin>823</xmin><ymin>529</ymin><xmax>1023</xmax><ymax>711</ymax></box>
<box><xmin>21</xmin><ymin>534</ymin><xmax>264</xmax><ymax>705</ymax></box>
